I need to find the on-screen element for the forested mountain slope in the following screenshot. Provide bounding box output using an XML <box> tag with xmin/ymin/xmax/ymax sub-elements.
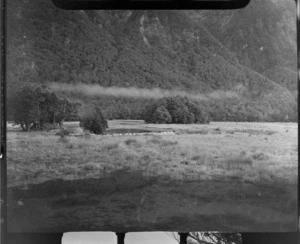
<box><xmin>7</xmin><ymin>0</ymin><xmax>297</xmax><ymax>121</ymax></box>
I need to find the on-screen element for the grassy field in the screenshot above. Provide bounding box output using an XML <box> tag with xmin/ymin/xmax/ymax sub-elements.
<box><xmin>7</xmin><ymin>121</ymin><xmax>298</xmax><ymax>232</ymax></box>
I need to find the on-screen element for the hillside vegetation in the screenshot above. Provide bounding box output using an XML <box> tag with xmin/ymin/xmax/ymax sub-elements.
<box><xmin>7</xmin><ymin>0</ymin><xmax>297</xmax><ymax>122</ymax></box>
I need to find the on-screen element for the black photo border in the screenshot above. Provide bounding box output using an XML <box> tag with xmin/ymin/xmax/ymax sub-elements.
<box><xmin>52</xmin><ymin>0</ymin><xmax>251</xmax><ymax>10</ymax></box>
<box><xmin>0</xmin><ymin>0</ymin><xmax>299</xmax><ymax>243</ymax></box>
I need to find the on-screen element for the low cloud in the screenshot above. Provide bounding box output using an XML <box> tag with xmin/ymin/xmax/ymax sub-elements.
<box><xmin>49</xmin><ymin>83</ymin><xmax>239</xmax><ymax>101</ymax></box>
<box><xmin>49</xmin><ymin>83</ymin><xmax>207</xmax><ymax>100</ymax></box>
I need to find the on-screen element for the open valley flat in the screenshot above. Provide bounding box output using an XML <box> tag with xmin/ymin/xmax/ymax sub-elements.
<box><xmin>7</xmin><ymin>120</ymin><xmax>298</xmax><ymax>232</ymax></box>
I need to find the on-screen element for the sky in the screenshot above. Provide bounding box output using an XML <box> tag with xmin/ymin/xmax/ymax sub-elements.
<box><xmin>63</xmin><ymin>232</ymin><xmax>178</xmax><ymax>244</ymax></box>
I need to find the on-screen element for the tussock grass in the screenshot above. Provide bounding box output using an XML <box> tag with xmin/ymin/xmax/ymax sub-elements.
<box><xmin>81</xmin><ymin>163</ymin><xmax>101</xmax><ymax>171</ymax></box>
<box><xmin>65</xmin><ymin>143</ymin><xmax>74</xmax><ymax>149</ymax></box>
<box><xmin>140</xmin><ymin>154</ymin><xmax>151</xmax><ymax>162</ymax></box>
<box><xmin>252</xmin><ymin>152</ymin><xmax>269</xmax><ymax>160</ymax></box>
<box><xmin>7</xmin><ymin>121</ymin><xmax>297</xmax><ymax>187</ymax></box>
<box><xmin>184</xmin><ymin>128</ymin><xmax>209</xmax><ymax>135</ymax></box>
<box><xmin>224</xmin><ymin>156</ymin><xmax>253</xmax><ymax>167</ymax></box>
<box><xmin>103</xmin><ymin>143</ymin><xmax>119</xmax><ymax>151</ymax></box>
<box><xmin>190</xmin><ymin>155</ymin><xmax>202</xmax><ymax>161</ymax></box>
<box><xmin>124</xmin><ymin>152</ymin><xmax>138</xmax><ymax>161</ymax></box>
<box><xmin>147</xmin><ymin>137</ymin><xmax>162</xmax><ymax>145</ymax></box>
<box><xmin>265</xmin><ymin>130</ymin><xmax>277</xmax><ymax>135</ymax></box>
<box><xmin>124</xmin><ymin>138</ymin><xmax>137</xmax><ymax>145</ymax></box>
<box><xmin>57</xmin><ymin>137</ymin><xmax>69</xmax><ymax>144</ymax></box>
<box><xmin>180</xmin><ymin>160</ymin><xmax>191</xmax><ymax>165</ymax></box>
<box><xmin>161</xmin><ymin>140</ymin><xmax>178</xmax><ymax>146</ymax></box>
<box><xmin>147</xmin><ymin>136</ymin><xmax>178</xmax><ymax>147</ymax></box>
<box><xmin>190</xmin><ymin>154</ymin><xmax>210</xmax><ymax>165</ymax></box>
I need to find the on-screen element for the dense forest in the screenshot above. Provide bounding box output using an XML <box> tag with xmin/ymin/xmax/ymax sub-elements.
<box><xmin>7</xmin><ymin>0</ymin><xmax>297</xmax><ymax>123</ymax></box>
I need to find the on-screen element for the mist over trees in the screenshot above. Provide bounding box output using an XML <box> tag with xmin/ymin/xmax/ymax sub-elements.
<box><xmin>8</xmin><ymin>84</ymin><xmax>297</xmax><ymax>132</ymax></box>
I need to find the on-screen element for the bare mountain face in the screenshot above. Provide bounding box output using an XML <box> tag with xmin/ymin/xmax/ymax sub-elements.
<box><xmin>7</xmin><ymin>0</ymin><xmax>297</xmax><ymax>121</ymax></box>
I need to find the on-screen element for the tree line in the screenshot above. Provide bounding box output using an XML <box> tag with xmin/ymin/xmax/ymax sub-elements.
<box><xmin>8</xmin><ymin>85</ymin><xmax>297</xmax><ymax>135</ymax></box>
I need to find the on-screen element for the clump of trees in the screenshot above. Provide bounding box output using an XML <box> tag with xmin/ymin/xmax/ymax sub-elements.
<box><xmin>144</xmin><ymin>96</ymin><xmax>210</xmax><ymax>124</ymax></box>
<box><xmin>8</xmin><ymin>85</ymin><xmax>80</xmax><ymax>131</ymax></box>
<box><xmin>79</xmin><ymin>104</ymin><xmax>108</xmax><ymax>134</ymax></box>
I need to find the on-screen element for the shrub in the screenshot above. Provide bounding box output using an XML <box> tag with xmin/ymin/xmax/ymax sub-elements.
<box><xmin>79</xmin><ymin>105</ymin><xmax>108</xmax><ymax>134</ymax></box>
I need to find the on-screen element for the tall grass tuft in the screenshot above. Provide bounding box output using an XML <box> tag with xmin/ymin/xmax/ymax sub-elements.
<box><xmin>252</xmin><ymin>152</ymin><xmax>269</xmax><ymax>161</ymax></box>
<box><xmin>223</xmin><ymin>155</ymin><xmax>253</xmax><ymax>170</ymax></box>
<box><xmin>191</xmin><ymin>154</ymin><xmax>209</xmax><ymax>165</ymax></box>
<box><xmin>57</xmin><ymin>137</ymin><xmax>69</xmax><ymax>144</ymax></box>
<box><xmin>147</xmin><ymin>137</ymin><xmax>178</xmax><ymax>147</ymax></box>
<box><xmin>104</xmin><ymin>143</ymin><xmax>119</xmax><ymax>151</ymax></box>
<box><xmin>124</xmin><ymin>138</ymin><xmax>138</xmax><ymax>146</ymax></box>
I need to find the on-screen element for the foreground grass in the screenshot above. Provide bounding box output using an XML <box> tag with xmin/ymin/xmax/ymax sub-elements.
<box><xmin>6</xmin><ymin>121</ymin><xmax>298</xmax><ymax>232</ymax></box>
<box><xmin>7</xmin><ymin>122</ymin><xmax>297</xmax><ymax>187</ymax></box>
